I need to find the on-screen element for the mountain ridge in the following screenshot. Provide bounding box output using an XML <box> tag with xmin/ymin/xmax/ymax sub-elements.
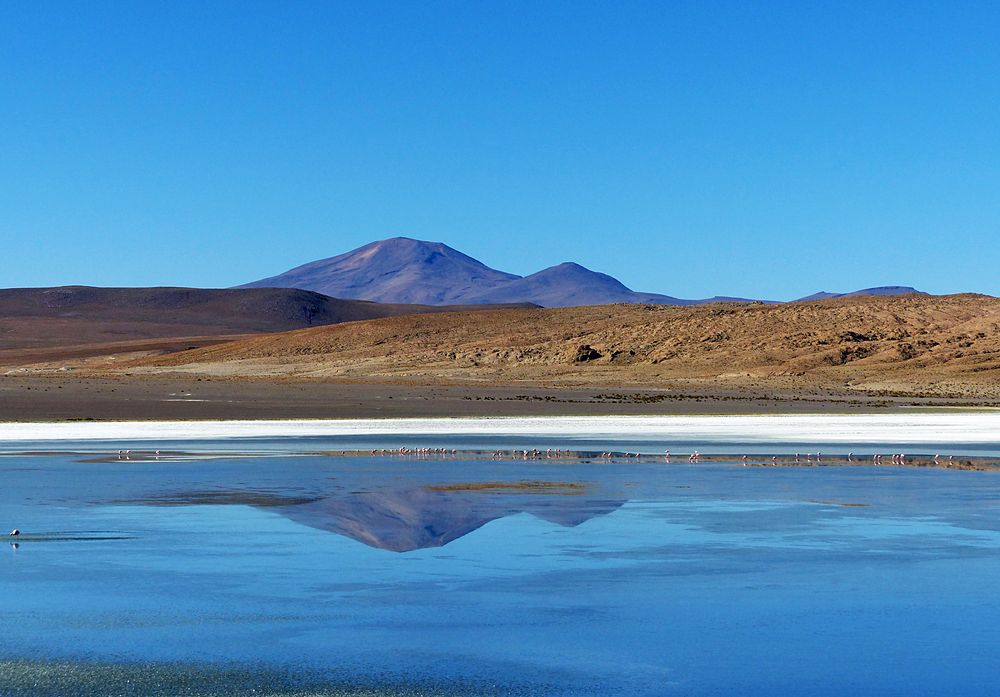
<box><xmin>242</xmin><ymin>237</ymin><xmax>923</xmax><ymax>308</ymax></box>
<box><xmin>242</xmin><ymin>237</ymin><xmax>520</xmax><ymax>305</ymax></box>
<box><xmin>795</xmin><ymin>286</ymin><xmax>926</xmax><ymax>302</ymax></box>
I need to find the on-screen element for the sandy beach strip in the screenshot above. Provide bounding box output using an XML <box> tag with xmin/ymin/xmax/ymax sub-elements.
<box><xmin>2</xmin><ymin>413</ymin><xmax>1000</xmax><ymax>445</ymax></box>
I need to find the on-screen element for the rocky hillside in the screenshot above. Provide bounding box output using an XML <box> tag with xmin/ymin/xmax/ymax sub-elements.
<box><xmin>129</xmin><ymin>293</ymin><xmax>1000</xmax><ymax>397</ymax></box>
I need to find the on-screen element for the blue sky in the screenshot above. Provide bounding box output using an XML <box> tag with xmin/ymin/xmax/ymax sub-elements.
<box><xmin>2</xmin><ymin>1</ymin><xmax>998</xmax><ymax>300</ymax></box>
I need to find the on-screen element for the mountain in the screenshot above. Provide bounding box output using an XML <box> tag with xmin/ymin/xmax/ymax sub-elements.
<box><xmin>242</xmin><ymin>236</ymin><xmax>924</xmax><ymax>309</ymax></box>
<box><xmin>460</xmin><ymin>262</ymin><xmax>691</xmax><ymax>307</ymax></box>
<box><xmin>242</xmin><ymin>237</ymin><xmax>761</xmax><ymax>308</ymax></box>
<box><xmin>240</xmin><ymin>237</ymin><xmax>520</xmax><ymax>305</ymax></box>
<box><xmin>0</xmin><ymin>286</ymin><xmax>531</xmax><ymax>351</ymax></box>
<box><xmin>795</xmin><ymin>286</ymin><xmax>926</xmax><ymax>302</ymax></box>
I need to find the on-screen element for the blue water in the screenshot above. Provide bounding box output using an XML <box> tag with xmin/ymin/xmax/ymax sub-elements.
<box><xmin>3</xmin><ymin>440</ymin><xmax>1000</xmax><ymax>695</ymax></box>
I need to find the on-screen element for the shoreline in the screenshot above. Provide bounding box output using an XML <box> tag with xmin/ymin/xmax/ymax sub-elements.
<box><xmin>3</xmin><ymin>413</ymin><xmax>1000</xmax><ymax>446</ymax></box>
<box><xmin>4</xmin><ymin>444</ymin><xmax>997</xmax><ymax>473</ymax></box>
<box><xmin>4</xmin><ymin>375</ymin><xmax>1000</xmax><ymax>423</ymax></box>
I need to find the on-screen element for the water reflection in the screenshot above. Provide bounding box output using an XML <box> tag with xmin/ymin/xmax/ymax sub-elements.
<box><xmin>8</xmin><ymin>447</ymin><xmax>1000</xmax><ymax>696</ymax></box>
<box><xmin>138</xmin><ymin>484</ymin><xmax>626</xmax><ymax>552</ymax></box>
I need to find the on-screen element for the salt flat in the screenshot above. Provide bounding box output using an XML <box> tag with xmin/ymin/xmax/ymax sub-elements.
<box><xmin>2</xmin><ymin>412</ymin><xmax>1000</xmax><ymax>445</ymax></box>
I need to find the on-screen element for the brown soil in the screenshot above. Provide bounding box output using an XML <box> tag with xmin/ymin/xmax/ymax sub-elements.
<box><xmin>0</xmin><ymin>286</ymin><xmax>533</xmax><ymax>350</ymax></box>
<box><xmin>121</xmin><ymin>293</ymin><xmax>1000</xmax><ymax>398</ymax></box>
<box><xmin>0</xmin><ymin>375</ymin><xmax>920</xmax><ymax>421</ymax></box>
<box><xmin>5</xmin><ymin>293</ymin><xmax>1000</xmax><ymax>420</ymax></box>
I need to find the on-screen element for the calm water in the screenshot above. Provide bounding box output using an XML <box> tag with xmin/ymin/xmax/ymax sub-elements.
<box><xmin>3</xmin><ymin>433</ymin><xmax>1000</xmax><ymax>695</ymax></box>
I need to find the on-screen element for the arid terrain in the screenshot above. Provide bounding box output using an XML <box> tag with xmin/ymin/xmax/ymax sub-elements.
<box><xmin>2</xmin><ymin>293</ymin><xmax>1000</xmax><ymax>420</ymax></box>
<box><xmin>124</xmin><ymin>293</ymin><xmax>1000</xmax><ymax>395</ymax></box>
<box><xmin>0</xmin><ymin>285</ymin><xmax>539</xmax><ymax>345</ymax></box>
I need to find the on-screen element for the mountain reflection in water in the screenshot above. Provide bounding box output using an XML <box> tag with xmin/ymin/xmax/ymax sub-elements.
<box><xmin>140</xmin><ymin>484</ymin><xmax>626</xmax><ymax>552</ymax></box>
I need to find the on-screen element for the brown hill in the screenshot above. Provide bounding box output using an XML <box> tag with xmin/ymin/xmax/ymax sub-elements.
<box><xmin>0</xmin><ymin>286</ymin><xmax>534</xmax><ymax>355</ymax></box>
<box><xmin>125</xmin><ymin>293</ymin><xmax>1000</xmax><ymax>398</ymax></box>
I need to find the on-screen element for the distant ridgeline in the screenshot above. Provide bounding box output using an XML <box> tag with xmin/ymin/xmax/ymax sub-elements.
<box><xmin>0</xmin><ymin>286</ymin><xmax>533</xmax><ymax>350</ymax></box>
<box><xmin>240</xmin><ymin>237</ymin><xmax>926</xmax><ymax>308</ymax></box>
<box><xmin>0</xmin><ymin>239</ymin><xmax>927</xmax><ymax>352</ymax></box>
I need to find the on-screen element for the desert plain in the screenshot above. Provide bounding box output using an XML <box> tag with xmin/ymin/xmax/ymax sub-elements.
<box><xmin>3</xmin><ymin>291</ymin><xmax>999</xmax><ymax>421</ymax></box>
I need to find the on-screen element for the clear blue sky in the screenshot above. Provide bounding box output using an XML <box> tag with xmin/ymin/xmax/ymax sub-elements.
<box><xmin>2</xmin><ymin>1</ymin><xmax>998</xmax><ymax>300</ymax></box>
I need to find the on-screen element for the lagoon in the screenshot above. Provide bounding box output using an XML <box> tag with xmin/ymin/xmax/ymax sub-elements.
<box><xmin>3</xmin><ymin>418</ymin><xmax>1000</xmax><ymax>695</ymax></box>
